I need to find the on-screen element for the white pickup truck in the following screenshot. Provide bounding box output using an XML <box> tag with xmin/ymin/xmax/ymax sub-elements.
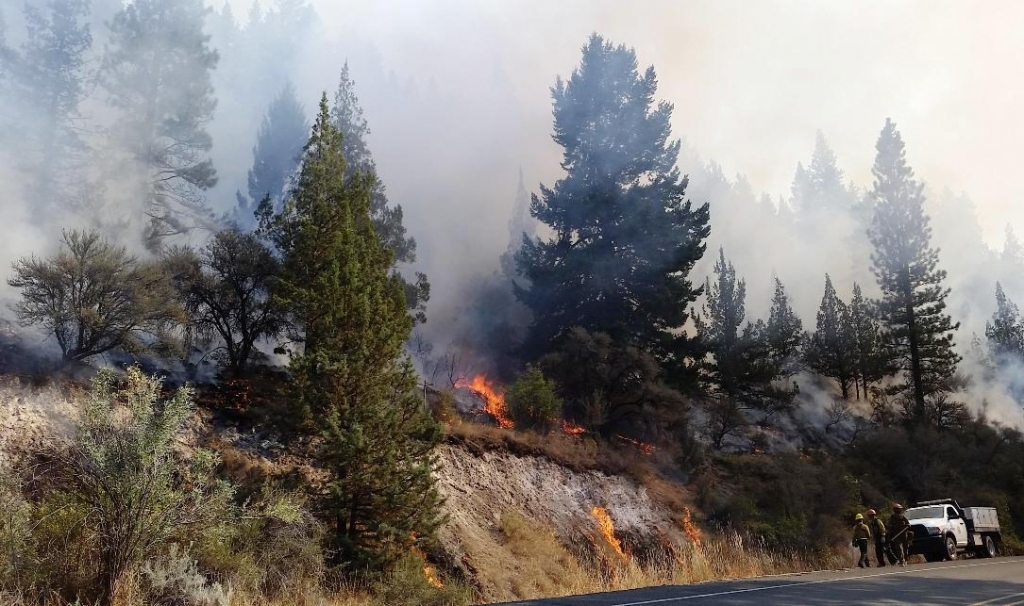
<box><xmin>905</xmin><ymin>499</ymin><xmax>1001</xmax><ymax>562</ymax></box>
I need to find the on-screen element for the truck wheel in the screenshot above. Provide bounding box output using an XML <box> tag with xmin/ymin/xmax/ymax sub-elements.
<box><xmin>944</xmin><ymin>535</ymin><xmax>957</xmax><ymax>561</ymax></box>
<box><xmin>982</xmin><ymin>535</ymin><xmax>997</xmax><ymax>558</ymax></box>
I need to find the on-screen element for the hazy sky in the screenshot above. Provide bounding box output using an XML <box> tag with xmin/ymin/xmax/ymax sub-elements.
<box><xmin>263</xmin><ymin>0</ymin><xmax>1024</xmax><ymax>245</ymax></box>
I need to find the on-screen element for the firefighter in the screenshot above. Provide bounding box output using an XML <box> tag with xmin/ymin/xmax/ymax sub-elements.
<box><xmin>887</xmin><ymin>503</ymin><xmax>912</xmax><ymax>566</ymax></box>
<box><xmin>867</xmin><ymin>509</ymin><xmax>888</xmax><ymax>567</ymax></box>
<box><xmin>852</xmin><ymin>513</ymin><xmax>871</xmax><ymax>568</ymax></box>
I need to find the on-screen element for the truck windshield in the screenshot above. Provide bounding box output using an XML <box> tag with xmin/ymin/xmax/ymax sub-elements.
<box><xmin>906</xmin><ymin>506</ymin><xmax>945</xmax><ymax>520</ymax></box>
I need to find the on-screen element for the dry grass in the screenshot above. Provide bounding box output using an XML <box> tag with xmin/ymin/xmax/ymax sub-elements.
<box><xmin>460</xmin><ymin>509</ymin><xmax>846</xmax><ymax>604</ymax></box>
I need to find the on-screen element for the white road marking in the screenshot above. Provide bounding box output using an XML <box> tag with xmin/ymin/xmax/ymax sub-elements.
<box><xmin>608</xmin><ymin>559</ymin><xmax>1024</xmax><ymax>606</ymax></box>
<box><xmin>969</xmin><ymin>592</ymin><xmax>1024</xmax><ymax>606</ymax></box>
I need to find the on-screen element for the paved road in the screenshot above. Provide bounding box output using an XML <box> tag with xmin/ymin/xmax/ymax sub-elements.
<box><xmin>495</xmin><ymin>557</ymin><xmax>1024</xmax><ymax>605</ymax></box>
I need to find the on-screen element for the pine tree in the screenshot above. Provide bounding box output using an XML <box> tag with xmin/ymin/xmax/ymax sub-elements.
<box><xmin>330</xmin><ymin>62</ymin><xmax>428</xmax><ymax>322</ymax></box>
<box><xmin>233</xmin><ymin>82</ymin><xmax>308</xmax><ymax>229</ymax></box>
<box><xmin>848</xmin><ymin>283</ymin><xmax>886</xmax><ymax>399</ymax></box>
<box><xmin>803</xmin><ymin>131</ymin><xmax>846</xmax><ymax>215</ymax></box>
<box><xmin>867</xmin><ymin>119</ymin><xmax>960</xmax><ymax>422</ymax></box>
<box><xmin>101</xmin><ymin>0</ymin><xmax>220</xmax><ymax>248</ymax></box>
<box><xmin>986</xmin><ymin>282</ymin><xmax>1024</xmax><ymax>362</ymax></box>
<box><xmin>10</xmin><ymin>0</ymin><xmax>92</xmax><ymax>219</ymax></box>
<box><xmin>806</xmin><ymin>274</ymin><xmax>855</xmax><ymax>398</ymax></box>
<box><xmin>764</xmin><ymin>277</ymin><xmax>803</xmax><ymax>376</ymax></box>
<box><xmin>696</xmin><ymin>249</ymin><xmax>795</xmax><ymax>437</ymax></box>
<box><xmin>330</xmin><ymin>62</ymin><xmax>415</xmax><ymax>264</ymax></box>
<box><xmin>1003</xmin><ymin>225</ymin><xmax>1024</xmax><ymax>268</ymax></box>
<box><xmin>0</xmin><ymin>10</ymin><xmax>15</xmax><ymax>103</ymax></box>
<box><xmin>697</xmin><ymin>248</ymin><xmax>747</xmax><ymax>398</ymax></box>
<box><xmin>500</xmin><ymin>168</ymin><xmax>536</xmax><ymax>279</ymax></box>
<box><xmin>259</xmin><ymin>96</ymin><xmax>442</xmax><ymax>569</ymax></box>
<box><xmin>516</xmin><ymin>34</ymin><xmax>710</xmax><ymax>362</ymax></box>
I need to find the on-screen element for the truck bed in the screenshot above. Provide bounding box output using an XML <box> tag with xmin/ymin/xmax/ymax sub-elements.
<box><xmin>965</xmin><ymin>507</ymin><xmax>1000</xmax><ymax>533</ymax></box>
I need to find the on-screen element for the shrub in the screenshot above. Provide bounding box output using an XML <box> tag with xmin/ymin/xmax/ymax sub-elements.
<box><xmin>8</xmin><ymin>229</ymin><xmax>183</xmax><ymax>363</ymax></box>
<box><xmin>0</xmin><ymin>475</ymin><xmax>33</xmax><ymax>585</ymax></box>
<box><xmin>506</xmin><ymin>366</ymin><xmax>562</xmax><ymax>433</ymax></box>
<box><xmin>371</xmin><ymin>551</ymin><xmax>473</xmax><ymax>606</ymax></box>
<box><xmin>194</xmin><ymin>490</ymin><xmax>326</xmax><ymax>598</ymax></box>
<box><xmin>50</xmin><ymin>367</ymin><xmax>234</xmax><ymax>605</ymax></box>
<box><xmin>142</xmin><ymin>545</ymin><xmax>233</xmax><ymax>606</ymax></box>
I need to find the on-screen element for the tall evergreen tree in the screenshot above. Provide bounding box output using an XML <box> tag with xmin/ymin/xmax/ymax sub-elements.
<box><xmin>802</xmin><ymin>131</ymin><xmax>846</xmax><ymax>215</ymax></box>
<box><xmin>763</xmin><ymin>276</ymin><xmax>803</xmax><ymax>376</ymax></box>
<box><xmin>330</xmin><ymin>62</ymin><xmax>415</xmax><ymax>264</ymax></box>
<box><xmin>258</xmin><ymin>96</ymin><xmax>442</xmax><ymax>569</ymax></box>
<box><xmin>0</xmin><ymin>10</ymin><xmax>14</xmax><ymax>100</ymax></box>
<box><xmin>330</xmin><ymin>62</ymin><xmax>428</xmax><ymax>322</ymax></box>
<box><xmin>9</xmin><ymin>0</ymin><xmax>92</xmax><ymax>218</ymax></box>
<box><xmin>1003</xmin><ymin>225</ymin><xmax>1024</xmax><ymax>269</ymax></box>
<box><xmin>516</xmin><ymin>34</ymin><xmax>710</xmax><ymax>362</ymax></box>
<box><xmin>986</xmin><ymin>282</ymin><xmax>1024</xmax><ymax>362</ymax></box>
<box><xmin>101</xmin><ymin>0</ymin><xmax>220</xmax><ymax>248</ymax></box>
<box><xmin>697</xmin><ymin>248</ymin><xmax>747</xmax><ymax>398</ymax></box>
<box><xmin>806</xmin><ymin>274</ymin><xmax>855</xmax><ymax>399</ymax></box>
<box><xmin>233</xmin><ymin>82</ymin><xmax>308</xmax><ymax>229</ymax></box>
<box><xmin>867</xmin><ymin>119</ymin><xmax>960</xmax><ymax>422</ymax></box>
<box><xmin>500</xmin><ymin>168</ymin><xmax>536</xmax><ymax>280</ymax></box>
<box><xmin>848</xmin><ymin>283</ymin><xmax>886</xmax><ymax>400</ymax></box>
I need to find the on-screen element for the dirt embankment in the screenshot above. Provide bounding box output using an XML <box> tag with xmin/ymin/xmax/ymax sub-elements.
<box><xmin>0</xmin><ymin>377</ymin><xmax>700</xmax><ymax>602</ymax></box>
<box><xmin>434</xmin><ymin>442</ymin><xmax>694</xmax><ymax>601</ymax></box>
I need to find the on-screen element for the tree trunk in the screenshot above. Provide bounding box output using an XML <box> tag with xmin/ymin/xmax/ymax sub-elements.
<box><xmin>906</xmin><ymin>302</ymin><xmax>926</xmax><ymax>420</ymax></box>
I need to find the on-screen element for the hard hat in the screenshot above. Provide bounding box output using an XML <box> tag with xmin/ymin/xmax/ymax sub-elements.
<box><xmin>855</xmin><ymin>513</ymin><xmax>864</xmax><ymax>520</ymax></box>
<box><xmin>893</xmin><ymin>503</ymin><xmax>903</xmax><ymax>511</ymax></box>
<box><xmin>867</xmin><ymin>509</ymin><xmax>877</xmax><ymax>516</ymax></box>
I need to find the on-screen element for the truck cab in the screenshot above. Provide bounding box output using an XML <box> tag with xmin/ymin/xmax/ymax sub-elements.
<box><xmin>906</xmin><ymin>499</ymin><xmax>1000</xmax><ymax>562</ymax></box>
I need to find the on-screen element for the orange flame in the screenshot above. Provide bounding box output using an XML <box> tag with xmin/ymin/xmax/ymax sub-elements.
<box><xmin>591</xmin><ymin>506</ymin><xmax>627</xmax><ymax>559</ymax></box>
<box><xmin>562</xmin><ymin>420</ymin><xmax>586</xmax><ymax>436</ymax></box>
<box><xmin>422</xmin><ymin>563</ymin><xmax>443</xmax><ymax>589</ymax></box>
<box><xmin>681</xmin><ymin>507</ymin><xmax>703</xmax><ymax>547</ymax></box>
<box><xmin>457</xmin><ymin>375</ymin><xmax>514</xmax><ymax>429</ymax></box>
<box><xmin>615</xmin><ymin>434</ymin><xmax>655</xmax><ymax>455</ymax></box>
<box><xmin>410</xmin><ymin>534</ymin><xmax>444</xmax><ymax>589</ymax></box>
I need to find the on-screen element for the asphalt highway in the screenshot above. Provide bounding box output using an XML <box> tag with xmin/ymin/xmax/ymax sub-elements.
<box><xmin>494</xmin><ymin>557</ymin><xmax>1024</xmax><ymax>605</ymax></box>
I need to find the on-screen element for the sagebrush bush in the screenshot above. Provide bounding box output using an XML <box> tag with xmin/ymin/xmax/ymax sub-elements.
<box><xmin>47</xmin><ymin>367</ymin><xmax>236</xmax><ymax>606</ymax></box>
<box><xmin>142</xmin><ymin>545</ymin><xmax>234</xmax><ymax>606</ymax></box>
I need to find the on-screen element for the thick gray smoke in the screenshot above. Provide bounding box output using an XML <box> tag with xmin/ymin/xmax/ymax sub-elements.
<box><xmin>1</xmin><ymin>0</ymin><xmax>1022</xmax><ymax>424</ymax></box>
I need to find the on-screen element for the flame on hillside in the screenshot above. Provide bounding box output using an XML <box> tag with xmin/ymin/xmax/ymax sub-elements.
<box><xmin>614</xmin><ymin>434</ymin><xmax>655</xmax><ymax>455</ymax></box>
<box><xmin>422</xmin><ymin>563</ymin><xmax>443</xmax><ymax>589</ymax></box>
<box><xmin>456</xmin><ymin>375</ymin><xmax>514</xmax><ymax>429</ymax></box>
<box><xmin>591</xmin><ymin>505</ymin><xmax>627</xmax><ymax>559</ymax></box>
<box><xmin>410</xmin><ymin>534</ymin><xmax>444</xmax><ymax>589</ymax></box>
<box><xmin>681</xmin><ymin>507</ymin><xmax>703</xmax><ymax>547</ymax></box>
<box><xmin>562</xmin><ymin>420</ymin><xmax>586</xmax><ymax>436</ymax></box>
